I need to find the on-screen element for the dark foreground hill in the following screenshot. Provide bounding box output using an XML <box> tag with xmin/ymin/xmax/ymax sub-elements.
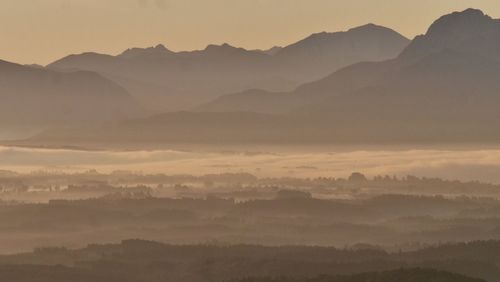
<box><xmin>0</xmin><ymin>266</ymin><xmax>482</xmax><ymax>282</ymax></box>
<box><xmin>234</xmin><ymin>269</ymin><xmax>484</xmax><ymax>282</ymax></box>
<box><xmin>0</xmin><ymin>240</ymin><xmax>496</xmax><ymax>282</ymax></box>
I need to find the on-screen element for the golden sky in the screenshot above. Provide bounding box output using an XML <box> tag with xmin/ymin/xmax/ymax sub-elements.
<box><xmin>2</xmin><ymin>0</ymin><xmax>500</xmax><ymax>65</ymax></box>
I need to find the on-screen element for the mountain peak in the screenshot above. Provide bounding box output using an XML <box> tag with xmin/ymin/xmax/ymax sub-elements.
<box><xmin>205</xmin><ymin>43</ymin><xmax>238</xmax><ymax>51</ymax></box>
<box><xmin>203</xmin><ymin>43</ymin><xmax>252</xmax><ymax>55</ymax></box>
<box><xmin>399</xmin><ymin>8</ymin><xmax>498</xmax><ymax>60</ymax></box>
<box><xmin>426</xmin><ymin>8</ymin><xmax>492</xmax><ymax>37</ymax></box>
<box><xmin>154</xmin><ymin>44</ymin><xmax>168</xmax><ymax>50</ymax></box>
<box><xmin>348</xmin><ymin>23</ymin><xmax>387</xmax><ymax>32</ymax></box>
<box><xmin>297</xmin><ymin>23</ymin><xmax>407</xmax><ymax>44</ymax></box>
<box><xmin>119</xmin><ymin>44</ymin><xmax>173</xmax><ymax>59</ymax></box>
<box><xmin>462</xmin><ymin>7</ymin><xmax>486</xmax><ymax>16</ymax></box>
<box><xmin>262</xmin><ymin>46</ymin><xmax>283</xmax><ymax>55</ymax></box>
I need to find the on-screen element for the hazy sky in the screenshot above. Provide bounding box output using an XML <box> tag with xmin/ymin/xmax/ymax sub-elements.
<box><xmin>2</xmin><ymin>0</ymin><xmax>500</xmax><ymax>65</ymax></box>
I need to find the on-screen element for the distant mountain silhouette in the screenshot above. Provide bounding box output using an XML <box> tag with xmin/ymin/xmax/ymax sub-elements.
<box><xmin>23</xmin><ymin>8</ymin><xmax>500</xmax><ymax>146</ymax></box>
<box><xmin>400</xmin><ymin>8</ymin><xmax>500</xmax><ymax>61</ymax></box>
<box><xmin>196</xmin><ymin>9</ymin><xmax>500</xmax><ymax>142</ymax></box>
<box><xmin>47</xmin><ymin>25</ymin><xmax>409</xmax><ymax>112</ymax></box>
<box><xmin>273</xmin><ymin>24</ymin><xmax>410</xmax><ymax>81</ymax></box>
<box><xmin>254</xmin><ymin>46</ymin><xmax>283</xmax><ymax>55</ymax></box>
<box><xmin>118</xmin><ymin>44</ymin><xmax>174</xmax><ymax>59</ymax></box>
<box><xmin>0</xmin><ymin>59</ymin><xmax>141</xmax><ymax>129</ymax></box>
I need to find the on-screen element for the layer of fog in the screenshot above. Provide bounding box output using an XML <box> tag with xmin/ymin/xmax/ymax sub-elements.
<box><xmin>2</xmin><ymin>146</ymin><xmax>500</xmax><ymax>183</ymax></box>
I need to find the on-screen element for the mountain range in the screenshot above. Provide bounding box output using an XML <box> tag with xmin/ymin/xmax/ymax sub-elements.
<box><xmin>6</xmin><ymin>8</ymin><xmax>500</xmax><ymax>146</ymax></box>
<box><xmin>188</xmin><ymin>8</ymin><xmax>500</xmax><ymax>142</ymax></box>
<box><xmin>47</xmin><ymin>24</ymin><xmax>409</xmax><ymax>112</ymax></box>
<box><xmin>202</xmin><ymin>9</ymin><xmax>500</xmax><ymax>113</ymax></box>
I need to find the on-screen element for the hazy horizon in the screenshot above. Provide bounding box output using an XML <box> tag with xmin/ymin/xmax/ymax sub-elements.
<box><xmin>2</xmin><ymin>0</ymin><xmax>500</xmax><ymax>65</ymax></box>
<box><xmin>3</xmin><ymin>145</ymin><xmax>500</xmax><ymax>184</ymax></box>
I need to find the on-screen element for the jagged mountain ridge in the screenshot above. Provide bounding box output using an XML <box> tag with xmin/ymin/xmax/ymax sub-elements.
<box><xmin>47</xmin><ymin>24</ymin><xmax>409</xmax><ymax>112</ymax></box>
<box><xmin>202</xmin><ymin>8</ymin><xmax>500</xmax><ymax>121</ymax></box>
<box><xmin>23</xmin><ymin>8</ymin><xmax>500</xmax><ymax>146</ymax></box>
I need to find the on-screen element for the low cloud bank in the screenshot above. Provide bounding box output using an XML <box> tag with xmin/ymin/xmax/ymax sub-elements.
<box><xmin>1</xmin><ymin>146</ymin><xmax>500</xmax><ymax>183</ymax></box>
